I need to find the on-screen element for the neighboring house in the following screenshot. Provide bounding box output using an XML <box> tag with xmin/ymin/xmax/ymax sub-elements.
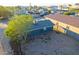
<box><xmin>28</xmin><ymin>20</ymin><xmax>54</xmax><ymax>37</ymax></box>
<box><xmin>15</xmin><ymin>6</ymin><xmax>29</xmax><ymax>15</ymax></box>
<box><xmin>58</xmin><ymin>5</ymin><xmax>69</xmax><ymax>14</ymax></box>
<box><xmin>51</xmin><ymin>6</ymin><xmax>58</xmax><ymax>13</ymax></box>
<box><xmin>75</xmin><ymin>12</ymin><xmax>79</xmax><ymax>16</ymax></box>
<box><xmin>69</xmin><ymin>3</ymin><xmax>79</xmax><ymax>9</ymax></box>
<box><xmin>16</xmin><ymin>9</ymin><xmax>29</xmax><ymax>15</ymax></box>
<box><xmin>75</xmin><ymin>3</ymin><xmax>79</xmax><ymax>9</ymax></box>
<box><xmin>45</xmin><ymin>14</ymin><xmax>79</xmax><ymax>40</ymax></box>
<box><xmin>32</xmin><ymin>13</ymin><xmax>40</xmax><ymax>18</ymax></box>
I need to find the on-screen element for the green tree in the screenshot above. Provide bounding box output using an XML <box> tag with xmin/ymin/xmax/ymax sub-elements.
<box><xmin>59</xmin><ymin>5</ymin><xmax>63</xmax><ymax>13</ymax></box>
<box><xmin>5</xmin><ymin>15</ymin><xmax>33</xmax><ymax>54</ymax></box>
<box><xmin>63</xmin><ymin>12</ymin><xmax>75</xmax><ymax>15</ymax></box>
<box><xmin>0</xmin><ymin>6</ymin><xmax>11</xmax><ymax>19</ymax></box>
<box><xmin>71</xmin><ymin>9</ymin><xmax>79</xmax><ymax>13</ymax></box>
<box><xmin>48</xmin><ymin>9</ymin><xmax>51</xmax><ymax>14</ymax></box>
<box><xmin>60</xmin><ymin>5</ymin><xmax>63</xmax><ymax>11</ymax></box>
<box><xmin>68</xmin><ymin>4</ymin><xmax>72</xmax><ymax>12</ymax></box>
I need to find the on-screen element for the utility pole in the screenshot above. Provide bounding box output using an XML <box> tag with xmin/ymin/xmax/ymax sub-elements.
<box><xmin>29</xmin><ymin>3</ymin><xmax>32</xmax><ymax>11</ymax></box>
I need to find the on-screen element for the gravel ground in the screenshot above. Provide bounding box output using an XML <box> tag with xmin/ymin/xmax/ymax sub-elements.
<box><xmin>22</xmin><ymin>31</ymin><xmax>79</xmax><ymax>55</ymax></box>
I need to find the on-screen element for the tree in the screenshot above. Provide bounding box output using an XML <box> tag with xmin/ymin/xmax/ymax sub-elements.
<box><xmin>0</xmin><ymin>6</ymin><xmax>11</xmax><ymax>19</ymax></box>
<box><xmin>60</xmin><ymin>5</ymin><xmax>63</xmax><ymax>11</ymax></box>
<box><xmin>48</xmin><ymin>9</ymin><xmax>51</xmax><ymax>14</ymax></box>
<box><xmin>59</xmin><ymin>5</ymin><xmax>63</xmax><ymax>13</ymax></box>
<box><xmin>63</xmin><ymin>12</ymin><xmax>75</xmax><ymax>15</ymax></box>
<box><xmin>5</xmin><ymin>15</ymin><xmax>33</xmax><ymax>54</ymax></box>
<box><xmin>68</xmin><ymin>4</ymin><xmax>72</xmax><ymax>12</ymax></box>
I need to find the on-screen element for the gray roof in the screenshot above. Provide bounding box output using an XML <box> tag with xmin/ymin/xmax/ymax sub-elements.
<box><xmin>31</xmin><ymin>20</ymin><xmax>53</xmax><ymax>31</ymax></box>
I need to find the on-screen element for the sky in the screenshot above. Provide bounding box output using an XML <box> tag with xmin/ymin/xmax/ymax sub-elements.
<box><xmin>0</xmin><ymin>0</ymin><xmax>79</xmax><ymax>6</ymax></box>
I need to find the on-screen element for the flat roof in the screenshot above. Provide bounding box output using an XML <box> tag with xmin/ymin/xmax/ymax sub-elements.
<box><xmin>45</xmin><ymin>14</ymin><xmax>79</xmax><ymax>28</ymax></box>
<box><xmin>31</xmin><ymin>20</ymin><xmax>53</xmax><ymax>31</ymax></box>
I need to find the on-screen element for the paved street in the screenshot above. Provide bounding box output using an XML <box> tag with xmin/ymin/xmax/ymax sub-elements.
<box><xmin>0</xmin><ymin>21</ymin><xmax>12</xmax><ymax>55</ymax></box>
<box><xmin>0</xmin><ymin>29</ymin><xmax>6</xmax><ymax>54</ymax></box>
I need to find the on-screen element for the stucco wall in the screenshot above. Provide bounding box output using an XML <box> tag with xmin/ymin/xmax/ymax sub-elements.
<box><xmin>45</xmin><ymin>17</ymin><xmax>79</xmax><ymax>40</ymax></box>
<box><xmin>45</xmin><ymin>17</ymin><xmax>79</xmax><ymax>34</ymax></box>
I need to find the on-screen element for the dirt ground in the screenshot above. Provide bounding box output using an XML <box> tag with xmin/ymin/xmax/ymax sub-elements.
<box><xmin>0</xmin><ymin>42</ymin><xmax>4</xmax><ymax>54</ymax></box>
<box><xmin>22</xmin><ymin>31</ymin><xmax>79</xmax><ymax>55</ymax></box>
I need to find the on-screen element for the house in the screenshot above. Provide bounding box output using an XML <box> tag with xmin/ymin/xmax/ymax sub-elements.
<box><xmin>51</xmin><ymin>6</ymin><xmax>58</xmax><ymax>13</ymax></box>
<box><xmin>15</xmin><ymin>6</ymin><xmax>29</xmax><ymax>15</ymax></box>
<box><xmin>75</xmin><ymin>3</ymin><xmax>79</xmax><ymax>9</ymax></box>
<box><xmin>58</xmin><ymin>5</ymin><xmax>69</xmax><ymax>14</ymax></box>
<box><xmin>39</xmin><ymin>9</ymin><xmax>48</xmax><ymax>16</ymax></box>
<box><xmin>28</xmin><ymin>20</ymin><xmax>54</xmax><ymax>37</ymax></box>
<box><xmin>45</xmin><ymin>14</ymin><xmax>79</xmax><ymax>40</ymax></box>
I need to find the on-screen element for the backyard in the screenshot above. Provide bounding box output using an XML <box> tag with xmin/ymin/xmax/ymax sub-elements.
<box><xmin>22</xmin><ymin>31</ymin><xmax>79</xmax><ymax>55</ymax></box>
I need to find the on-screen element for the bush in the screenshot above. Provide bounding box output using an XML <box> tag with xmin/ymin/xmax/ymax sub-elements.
<box><xmin>63</xmin><ymin>12</ymin><xmax>75</xmax><ymax>15</ymax></box>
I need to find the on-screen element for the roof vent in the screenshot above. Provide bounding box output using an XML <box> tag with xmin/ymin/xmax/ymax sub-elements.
<box><xmin>33</xmin><ymin>20</ymin><xmax>38</xmax><ymax>24</ymax></box>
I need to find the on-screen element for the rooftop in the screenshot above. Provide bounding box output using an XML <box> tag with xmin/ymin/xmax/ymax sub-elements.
<box><xmin>45</xmin><ymin>14</ymin><xmax>79</xmax><ymax>28</ymax></box>
<box><xmin>31</xmin><ymin>20</ymin><xmax>53</xmax><ymax>31</ymax></box>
